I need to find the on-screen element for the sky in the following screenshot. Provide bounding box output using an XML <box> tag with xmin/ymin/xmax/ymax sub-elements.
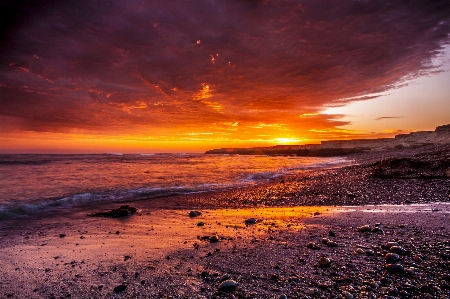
<box><xmin>0</xmin><ymin>0</ymin><xmax>449</xmax><ymax>154</ymax></box>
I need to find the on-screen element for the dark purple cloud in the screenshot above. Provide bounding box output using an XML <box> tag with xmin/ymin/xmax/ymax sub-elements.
<box><xmin>0</xmin><ymin>0</ymin><xmax>449</xmax><ymax>135</ymax></box>
<box><xmin>374</xmin><ymin>116</ymin><xmax>404</xmax><ymax>121</ymax></box>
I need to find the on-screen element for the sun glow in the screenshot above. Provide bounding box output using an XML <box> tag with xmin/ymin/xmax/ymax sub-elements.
<box><xmin>272</xmin><ymin>137</ymin><xmax>301</xmax><ymax>144</ymax></box>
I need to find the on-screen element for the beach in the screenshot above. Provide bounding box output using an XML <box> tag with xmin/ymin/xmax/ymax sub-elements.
<box><xmin>1</xmin><ymin>145</ymin><xmax>449</xmax><ymax>299</ymax></box>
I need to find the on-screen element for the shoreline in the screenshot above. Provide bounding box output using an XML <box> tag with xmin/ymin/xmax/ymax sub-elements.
<box><xmin>1</xmin><ymin>144</ymin><xmax>449</xmax><ymax>298</ymax></box>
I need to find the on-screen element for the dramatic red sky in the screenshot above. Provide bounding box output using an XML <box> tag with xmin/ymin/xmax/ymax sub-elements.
<box><xmin>1</xmin><ymin>0</ymin><xmax>450</xmax><ymax>153</ymax></box>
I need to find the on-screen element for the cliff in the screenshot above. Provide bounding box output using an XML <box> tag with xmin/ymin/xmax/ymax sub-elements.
<box><xmin>205</xmin><ymin>124</ymin><xmax>450</xmax><ymax>156</ymax></box>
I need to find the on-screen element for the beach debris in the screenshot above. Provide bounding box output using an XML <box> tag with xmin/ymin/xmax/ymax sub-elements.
<box><xmin>244</xmin><ymin>217</ymin><xmax>257</xmax><ymax>225</ymax></box>
<box><xmin>113</xmin><ymin>284</ymin><xmax>127</xmax><ymax>293</ymax></box>
<box><xmin>87</xmin><ymin>205</ymin><xmax>137</xmax><ymax>218</ymax></box>
<box><xmin>218</xmin><ymin>279</ymin><xmax>237</xmax><ymax>293</ymax></box>
<box><xmin>189</xmin><ymin>210</ymin><xmax>202</xmax><ymax>217</ymax></box>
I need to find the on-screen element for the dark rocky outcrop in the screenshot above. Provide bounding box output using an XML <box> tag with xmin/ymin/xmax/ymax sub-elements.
<box><xmin>205</xmin><ymin>124</ymin><xmax>450</xmax><ymax>156</ymax></box>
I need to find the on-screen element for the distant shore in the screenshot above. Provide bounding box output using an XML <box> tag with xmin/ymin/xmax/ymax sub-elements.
<box><xmin>0</xmin><ymin>144</ymin><xmax>449</xmax><ymax>298</ymax></box>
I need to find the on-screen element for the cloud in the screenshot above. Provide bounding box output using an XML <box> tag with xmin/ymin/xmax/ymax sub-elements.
<box><xmin>374</xmin><ymin>116</ymin><xmax>404</xmax><ymax>121</ymax></box>
<box><xmin>0</xmin><ymin>0</ymin><xmax>449</xmax><ymax>138</ymax></box>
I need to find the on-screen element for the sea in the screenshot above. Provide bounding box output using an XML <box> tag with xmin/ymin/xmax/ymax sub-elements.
<box><xmin>0</xmin><ymin>154</ymin><xmax>349</xmax><ymax>219</ymax></box>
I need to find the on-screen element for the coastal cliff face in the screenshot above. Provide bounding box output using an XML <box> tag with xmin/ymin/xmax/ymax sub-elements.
<box><xmin>205</xmin><ymin>124</ymin><xmax>450</xmax><ymax>156</ymax></box>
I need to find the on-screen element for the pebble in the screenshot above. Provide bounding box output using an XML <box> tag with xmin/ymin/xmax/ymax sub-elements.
<box><xmin>218</xmin><ymin>280</ymin><xmax>237</xmax><ymax>293</ymax></box>
<box><xmin>59</xmin><ymin>234</ymin><xmax>66</xmax><ymax>238</ymax></box>
<box><xmin>306</xmin><ymin>242</ymin><xmax>321</xmax><ymax>250</ymax></box>
<box><xmin>189</xmin><ymin>211</ymin><xmax>202</xmax><ymax>217</ymax></box>
<box><xmin>328</xmin><ymin>230</ymin><xmax>335</xmax><ymax>237</ymax></box>
<box><xmin>244</xmin><ymin>218</ymin><xmax>257</xmax><ymax>224</ymax></box>
<box><xmin>355</xmin><ymin>248</ymin><xmax>365</xmax><ymax>254</ymax></box>
<box><xmin>210</xmin><ymin>235</ymin><xmax>219</xmax><ymax>243</ymax></box>
<box><xmin>386</xmin><ymin>263</ymin><xmax>405</xmax><ymax>274</ymax></box>
<box><xmin>385</xmin><ymin>241</ymin><xmax>399</xmax><ymax>248</ymax></box>
<box><xmin>318</xmin><ymin>257</ymin><xmax>331</xmax><ymax>268</ymax></box>
<box><xmin>279</xmin><ymin>294</ymin><xmax>287</xmax><ymax>299</ymax></box>
<box><xmin>385</xmin><ymin>253</ymin><xmax>400</xmax><ymax>263</ymax></box>
<box><xmin>326</xmin><ymin>240</ymin><xmax>338</xmax><ymax>247</ymax></box>
<box><xmin>113</xmin><ymin>284</ymin><xmax>127</xmax><ymax>293</ymax></box>
<box><xmin>307</xmin><ymin>288</ymin><xmax>316</xmax><ymax>295</ymax></box>
<box><xmin>390</xmin><ymin>246</ymin><xmax>407</xmax><ymax>255</ymax></box>
<box><xmin>197</xmin><ymin>222</ymin><xmax>205</xmax><ymax>226</ymax></box>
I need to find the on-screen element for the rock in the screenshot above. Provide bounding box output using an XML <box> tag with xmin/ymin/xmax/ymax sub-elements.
<box><xmin>244</xmin><ymin>218</ymin><xmax>257</xmax><ymax>224</ymax></box>
<box><xmin>365</xmin><ymin>249</ymin><xmax>375</xmax><ymax>256</ymax></box>
<box><xmin>218</xmin><ymin>280</ymin><xmax>237</xmax><ymax>293</ymax></box>
<box><xmin>358</xmin><ymin>225</ymin><xmax>371</xmax><ymax>232</ymax></box>
<box><xmin>59</xmin><ymin>234</ymin><xmax>66</xmax><ymax>238</ymax></box>
<box><xmin>197</xmin><ymin>222</ymin><xmax>205</xmax><ymax>226</ymax></box>
<box><xmin>385</xmin><ymin>241</ymin><xmax>400</xmax><ymax>248</ymax></box>
<box><xmin>307</xmin><ymin>288</ymin><xmax>316</xmax><ymax>295</ymax></box>
<box><xmin>355</xmin><ymin>248</ymin><xmax>365</xmax><ymax>254</ymax></box>
<box><xmin>318</xmin><ymin>257</ymin><xmax>331</xmax><ymax>268</ymax></box>
<box><xmin>326</xmin><ymin>240</ymin><xmax>338</xmax><ymax>247</ymax></box>
<box><xmin>210</xmin><ymin>235</ymin><xmax>219</xmax><ymax>243</ymax></box>
<box><xmin>113</xmin><ymin>284</ymin><xmax>127</xmax><ymax>293</ymax></box>
<box><xmin>328</xmin><ymin>230</ymin><xmax>335</xmax><ymax>237</ymax></box>
<box><xmin>88</xmin><ymin>205</ymin><xmax>137</xmax><ymax>218</ymax></box>
<box><xmin>413</xmin><ymin>255</ymin><xmax>423</xmax><ymax>263</ymax></box>
<box><xmin>219</xmin><ymin>274</ymin><xmax>232</xmax><ymax>282</ymax></box>
<box><xmin>386</xmin><ymin>264</ymin><xmax>405</xmax><ymax>274</ymax></box>
<box><xmin>390</xmin><ymin>246</ymin><xmax>407</xmax><ymax>255</ymax></box>
<box><xmin>385</xmin><ymin>253</ymin><xmax>400</xmax><ymax>263</ymax></box>
<box><xmin>313</xmin><ymin>212</ymin><xmax>321</xmax><ymax>216</ymax></box>
<box><xmin>189</xmin><ymin>211</ymin><xmax>202</xmax><ymax>217</ymax></box>
<box><xmin>279</xmin><ymin>294</ymin><xmax>287</xmax><ymax>299</ymax></box>
<box><xmin>307</xmin><ymin>242</ymin><xmax>321</xmax><ymax>250</ymax></box>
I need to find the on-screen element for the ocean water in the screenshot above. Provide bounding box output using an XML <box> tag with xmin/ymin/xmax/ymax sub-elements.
<box><xmin>0</xmin><ymin>154</ymin><xmax>349</xmax><ymax>218</ymax></box>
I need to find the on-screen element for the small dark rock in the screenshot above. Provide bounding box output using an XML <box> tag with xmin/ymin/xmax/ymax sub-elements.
<box><xmin>390</xmin><ymin>246</ymin><xmax>407</xmax><ymax>255</ymax></box>
<box><xmin>385</xmin><ymin>253</ymin><xmax>401</xmax><ymax>264</ymax></box>
<box><xmin>197</xmin><ymin>222</ymin><xmax>205</xmax><ymax>226</ymax></box>
<box><xmin>113</xmin><ymin>284</ymin><xmax>127</xmax><ymax>293</ymax></box>
<box><xmin>189</xmin><ymin>211</ymin><xmax>202</xmax><ymax>217</ymax></box>
<box><xmin>318</xmin><ymin>257</ymin><xmax>331</xmax><ymax>268</ymax></box>
<box><xmin>307</xmin><ymin>242</ymin><xmax>321</xmax><ymax>250</ymax></box>
<box><xmin>210</xmin><ymin>235</ymin><xmax>219</xmax><ymax>243</ymax></box>
<box><xmin>245</xmin><ymin>218</ymin><xmax>257</xmax><ymax>225</ymax></box>
<box><xmin>59</xmin><ymin>234</ymin><xmax>66</xmax><ymax>238</ymax></box>
<box><xmin>218</xmin><ymin>280</ymin><xmax>237</xmax><ymax>293</ymax></box>
<box><xmin>328</xmin><ymin>230</ymin><xmax>335</xmax><ymax>237</ymax></box>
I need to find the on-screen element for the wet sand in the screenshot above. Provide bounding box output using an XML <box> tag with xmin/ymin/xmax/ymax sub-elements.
<box><xmin>0</xmin><ymin>145</ymin><xmax>449</xmax><ymax>298</ymax></box>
